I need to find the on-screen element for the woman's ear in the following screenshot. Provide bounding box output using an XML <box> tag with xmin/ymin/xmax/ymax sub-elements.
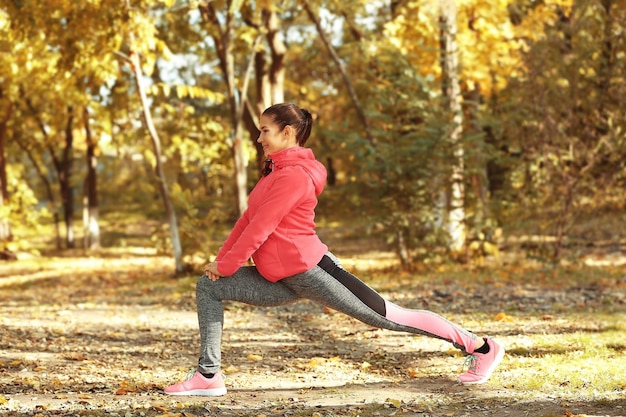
<box><xmin>284</xmin><ymin>125</ymin><xmax>293</xmax><ymax>139</ymax></box>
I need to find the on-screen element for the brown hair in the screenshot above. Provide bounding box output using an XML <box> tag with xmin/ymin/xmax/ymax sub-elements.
<box><xmin>262</xmin><ymin>103</ymin><xmax>313</xmax><ymax>146</ymax></box>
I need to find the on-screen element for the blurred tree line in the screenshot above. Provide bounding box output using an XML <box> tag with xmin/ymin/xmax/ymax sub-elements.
<box><xmin>0</xmin><ymin>0</ymin><xmax>624</xmax><ymax>272</ymax></box>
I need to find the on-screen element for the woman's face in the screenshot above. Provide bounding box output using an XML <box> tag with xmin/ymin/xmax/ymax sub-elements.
<box><xmin>257</xmin><ymin>114</ymin><xmax>296</xmax><ymax>157</ymax></box>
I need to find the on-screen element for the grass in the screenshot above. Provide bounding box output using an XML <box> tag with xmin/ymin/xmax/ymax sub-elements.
<box><xmin>357</xmin><ymin>259</ymin><xmax>626</xmax><ymax>405</ymax></box>
<box><xmin>2</xmin><ymin>218</ymin><xmax>625</xmax><ymax>417</ymax></box>
<box><xmin>504</xmin><ymin>328</ymin><xmax>626</xmax><ymax>393</ymax></box>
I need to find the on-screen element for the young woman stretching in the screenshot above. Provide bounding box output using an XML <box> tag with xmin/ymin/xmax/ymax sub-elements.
<box><xmin>164</xmin><ymin>103</ymin><xmax>504</xmax><ymax>396</ymax></box>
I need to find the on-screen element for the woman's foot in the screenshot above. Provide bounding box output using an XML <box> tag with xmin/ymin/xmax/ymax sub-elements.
<box><xmin>164</xmin><ymin>371</ymin><xmax>227</xmax><ymax>396</ymax></box>
<box><xmin>457</xmin><ymin>338</ymin><xmax>505</xmax><ymax>384</ymax></box>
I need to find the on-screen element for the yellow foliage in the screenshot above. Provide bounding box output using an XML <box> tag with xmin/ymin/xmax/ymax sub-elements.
<box><xmin>383</xmin><ymin>0</ymin><xmax>574</xmax><ymax>97</ymax></box>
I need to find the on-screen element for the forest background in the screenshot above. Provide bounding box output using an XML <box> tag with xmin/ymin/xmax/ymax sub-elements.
<box><xmin>1</xmin><ymin>0</ymin><xmax>625</xmax><ymax>269</ymax></box>
<box><xmin>1</xmin><ymin>1</ymin><xmax>626</xmax><ymax>417</ymax></box>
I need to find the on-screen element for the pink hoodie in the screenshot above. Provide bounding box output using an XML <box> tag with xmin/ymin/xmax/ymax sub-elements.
<box><xmin>215</xmin><ymin>147</ymin><xmax>328</xmax><ymax>282</ymax></box>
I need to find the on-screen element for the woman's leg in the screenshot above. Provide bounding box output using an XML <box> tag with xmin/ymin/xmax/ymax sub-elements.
<box><xmin>284</xmin><ymin>254</ymin><xmax>478</xmax><ymax>354</ymax></box>
<box><xmin>284</xmin><ymin>253</ymin><xmax>504</xmax><ymax>384</ymax></box>
<box><xmin>195</xmin><ymin>266</ymin><xmax>300</xmax><ymax>374</ymax></box>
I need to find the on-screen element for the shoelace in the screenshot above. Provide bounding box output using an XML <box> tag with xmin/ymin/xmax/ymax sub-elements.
<box><xmin>463</xmin><ymin>354</ymin><xmax>478</xmax><ymax>372</ymax></box>
<box><xmin>184</xmin><ymin>370</ymin><xmax>225</xmax><ymax>381</ymax></box>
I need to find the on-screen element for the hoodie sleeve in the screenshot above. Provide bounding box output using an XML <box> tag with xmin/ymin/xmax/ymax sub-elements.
<box><xmin>216</xmin><ymin>167</ymin><xmax>312</xmax><ymax>276</ymax></box>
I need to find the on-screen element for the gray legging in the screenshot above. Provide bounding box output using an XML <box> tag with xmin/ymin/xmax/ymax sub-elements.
<box><xmin>195</xmin><ymin>252</ymin><xmax>478</xmax><ymax>375</ymax></box>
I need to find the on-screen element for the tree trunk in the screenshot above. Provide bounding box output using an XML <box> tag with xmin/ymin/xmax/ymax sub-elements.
<box><xmin>0</xmin><ymin>88</ymin><xmax>11</xmax><ymax>243</ymax></box>
<box><xmin>301</xmin><ymin>0</ymin><xmax>376</xmax><ymax>147</ymax></box>
<box><xmin>245</xmin><ymin>7</ymin><xmax>287</xmax><ymax>174</ymax></box>
<box><xmin>22</xmin><ymin>94</ymin><xmax>63</xmax><ymax>248</ymax></box>
<box><xmin>598</xmin><ymin>0</ymin><xmax>614</xmax><ymax>117</ymax></box>
<box><xmin>129</xmin><ymin>47</ymin><xmax>184</xmax><ymax>274</ymax></box>
<box><xmin>15</xmin><ymin>138</ymin><xmax>62</xmax><ymax>249</ymax></box>
<box><xmin>233</xmin><ymin>31</ymin><xmax>262</xmax><ymax>217</ymax></box>
<box><xmin>199</xmin><ymin>1</ymin><xmax>263</xmax><ymax>216</ymax></box>
<box><xmin>222</xmin><ymin>3</ymin><xmax>249</xmax><ymax>217</ymax></box>
<box><xmin>440</xmin><ymin>0</ymin><xmax>466</xmax><ymax>253</ymax></box>
<box><xmin>48</xmin><ymin>107</ymin><xmax>76</xmax><ymax>249</ymax></box>
<box><xmin>199</xmin><ymin>2</ymin><xmax>247</xmax><ymax>215</ymax></box>
<box><xmin>264</xmin><ymin>8</ymin><xmax>285</xmax><ymax>105</ymax></box>
<box><xmin>83</xmin><ymin>107</ymin><xmax>100</xmax><ymax>250</ymax></box>
<box><xmin>244</xmin><ymin>99</ymin><xmax>263</xmax><ymax>171</ymax></box>
<box><xmin>255</xmin><ymin>47</ymin><xmax>271</xmax><ymax>115</ymax></box>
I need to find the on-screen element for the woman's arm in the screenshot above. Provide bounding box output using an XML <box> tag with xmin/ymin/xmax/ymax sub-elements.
<box><xmin>216</xmin><ymin>168</ymin><xmax>311</xmax><ymax>276</ymax></box>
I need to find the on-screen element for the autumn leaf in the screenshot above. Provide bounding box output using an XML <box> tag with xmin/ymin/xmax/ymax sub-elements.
<box><xmin>385</xmin><ymin>398</ymin><xmax>402</xmax><ymax>408</ymax></box>
<box><xmin>116</xmin><ymin>380</ymin><xmax>138</xmax><ymax>395</ymax></box>
<box><xmin>494</xmin><ymin>312</ymin><xmax>514</xmax><ymax>322</ymax></box>
<box><xmin>152</xmin><ymin>404</ymin><xmax>171</xmax><ymax>412</ymax></box>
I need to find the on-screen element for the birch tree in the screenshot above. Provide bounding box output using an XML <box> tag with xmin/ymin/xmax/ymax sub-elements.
<box><xmin>199</xmin><ymin>0</ymin><xmax>256</xmax><ymax>216</ymax></box>
<box><xmin>440</xmin><ymin>0</ymin><xmax>466</xmax><ymax>253</ymax></box>
<box><xmin>0</xmin><ymin>87</ymin><xmax>10</xmax><ymax>244</ymax></box>
<box><xmin>124</xmin><ymin>8</ymin><xmax>184</xmax><ymax>272</ymax></box>
<box><xmin>82</xmin><ymin>107</ymin><xmax>100</xmax><ymax>250</ymax></box>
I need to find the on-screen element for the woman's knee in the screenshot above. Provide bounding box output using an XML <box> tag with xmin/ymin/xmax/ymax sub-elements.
<box><xmin>196</xmin><ymin>274</ymin><xmax>235</xmax><ymax>299</ymax></box>
<box><xmin>196</xmin><ymin>274</ymin><xmax>212</xmax><ymax>296</ymax></box>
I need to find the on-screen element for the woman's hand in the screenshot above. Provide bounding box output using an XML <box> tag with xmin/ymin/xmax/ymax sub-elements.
<box><xmin>204</xmin><ymin>261</ymin><xmax>223</xmax><ymax>281</ymax></box>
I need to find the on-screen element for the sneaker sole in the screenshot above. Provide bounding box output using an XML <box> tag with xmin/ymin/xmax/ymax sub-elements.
<box><xmin>458</xmin><ymin>345</ymin><xmax>505</xmax><ymax>385</ymax></box>
<box><xmin>165</xmin><ymin>388</ymin><xmax>227</xmax><ymax>396</ymax></box>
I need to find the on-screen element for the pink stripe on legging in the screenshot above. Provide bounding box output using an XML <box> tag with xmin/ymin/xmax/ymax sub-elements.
<box><xmin>385</xmin><ymin>300</ymin><xmax>478</xmax><ymax>353</ymax></box>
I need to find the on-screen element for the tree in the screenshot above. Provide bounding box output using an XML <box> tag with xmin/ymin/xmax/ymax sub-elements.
<box><xmin>301</xmin><ymin>0</ymin><xmax>375</xmax><ymax>147</ymax></box>
<box><xmin>122</xmin><ymin>1</ymin><xmax>184</xmax><ymax>273</ymax></box>
<box><xmin>440</xmin><ymin>0</ymin><xmax>466</xmax><ymax>254</ymax></box>
<box><xmin>0</xmin><ymin>87</ymin><xmax>11</xmax><ymax>244</ymax></box>
<box><xmin>248</xmin><ymin>3</ymin><xmax>285</xmax><ymax>171</ymax></box>
<box><xmin>3</xmin><ymin>0</ymin><xmax>123</xmax><ymax>250</ymax></box>
<box><xmin>198</xmin><ymin>1</ymin><xmax>257</xmax><ymax>217</ymax></box>
<box><xmin>83</xmin><ymin>107</ymin><xmax>100</xmax><ymax>250</ymax></box>
<box><xmin>22</xmin><ymin>93</ymin><xmax>77</xmax><ymax>249</ymax></box>
<box><xmin>498</xmin><ymin>0</ymin><xmax>626</xmax><ymax>259</ymax></box>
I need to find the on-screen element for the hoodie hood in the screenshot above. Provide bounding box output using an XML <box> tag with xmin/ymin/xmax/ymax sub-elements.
<box><xmin>269</xmin><ymin>147</ymin><xmax>327</xmax><ymax>195</ymax></box>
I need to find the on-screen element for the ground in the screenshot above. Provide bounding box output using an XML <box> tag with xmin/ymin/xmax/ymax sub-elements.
<box><xmin>0</xmin><ymin>237</ymin><xmax>625</xmax><ymax>417</ymax></box>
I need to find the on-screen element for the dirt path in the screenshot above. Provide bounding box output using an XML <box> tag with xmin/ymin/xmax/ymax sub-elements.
<box><xmin>1</xmin><ymin>252</ymin><xmax>625</xmax><ymax>417</ymax></box>
<box><xmin>0</xmin><ymin>305</ymin><xmax>596</xmax><ymax>417</ymax></box>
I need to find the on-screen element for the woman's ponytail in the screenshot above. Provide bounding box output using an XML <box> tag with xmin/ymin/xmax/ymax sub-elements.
<box><xmin>298</xmin><ymin>108</ymin><xmax>313</xmax><ymax>146</ymax></box>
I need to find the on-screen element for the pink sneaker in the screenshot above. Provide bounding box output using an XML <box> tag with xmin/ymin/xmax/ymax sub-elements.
<box><xmin>457</xmin><ymin>338</ymin><xmax>505</xmax><ymax>385</ymax></box>
<box><xmin>164</xmin><ymin>371</ymin><xmax>227</xmax><ymax>396</ymax></box>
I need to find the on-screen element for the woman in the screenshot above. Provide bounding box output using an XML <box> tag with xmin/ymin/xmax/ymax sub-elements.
<box><xmin>164</xmin><ymin>103</ymin><xmax>504</xmax><ymax>396</ymax></box>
